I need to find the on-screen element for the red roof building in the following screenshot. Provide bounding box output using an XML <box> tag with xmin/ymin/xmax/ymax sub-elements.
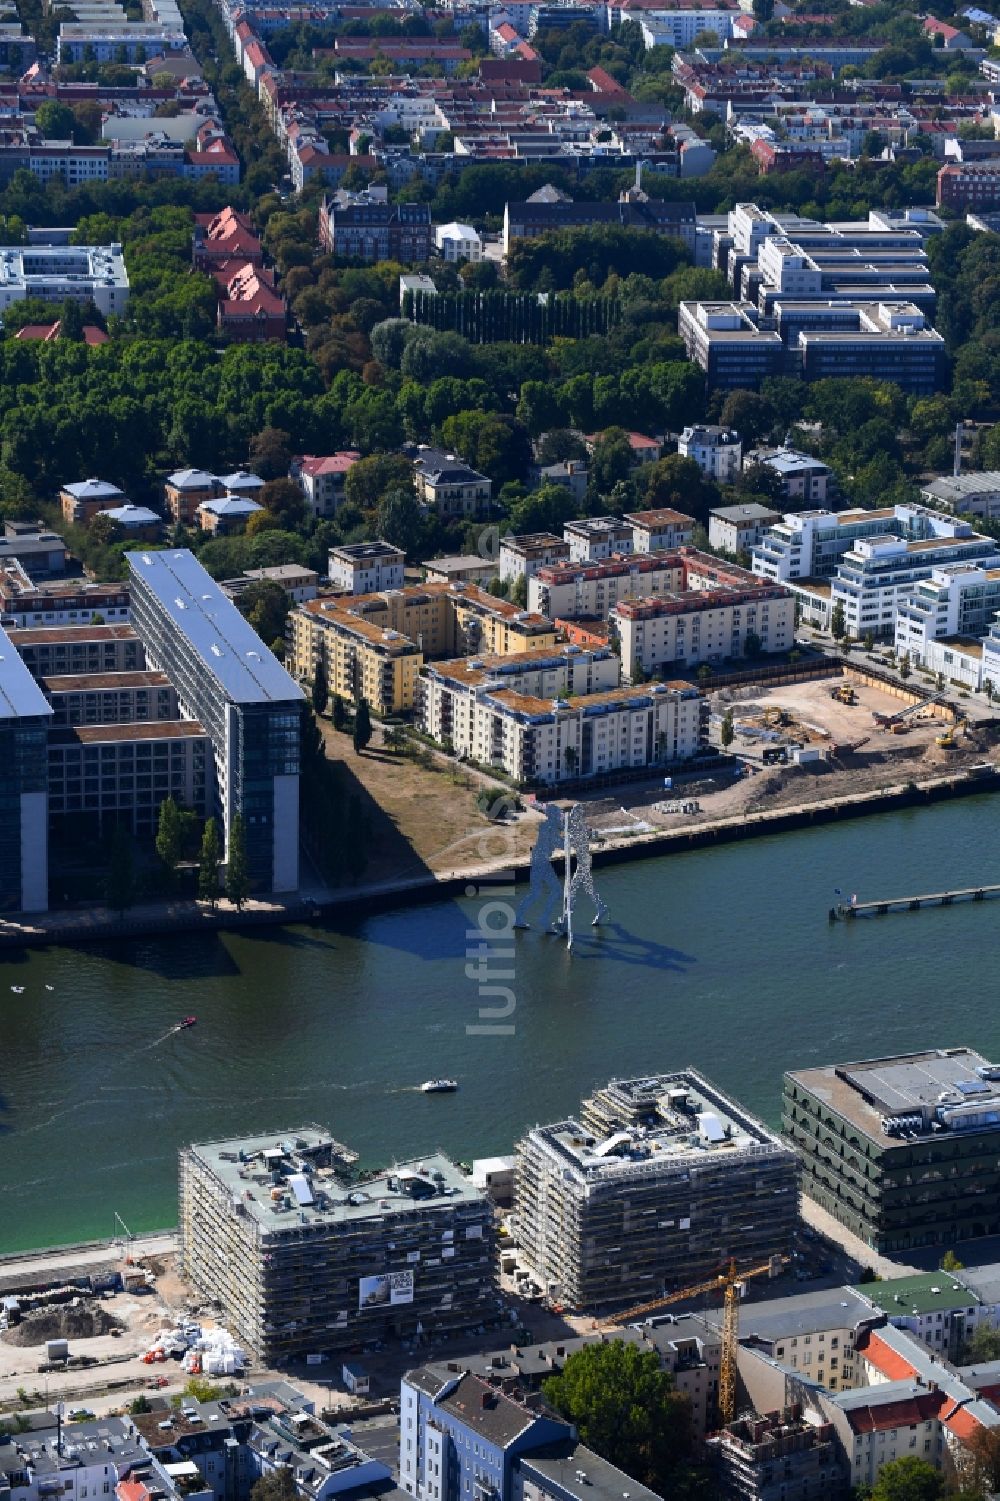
<box><xmin>217</xmin><ymin>263</ymin><xmax>287</xmax><ymax>343</ymax></box>
<box><xmin>193</xmin><ymin>206</ymin><xmax>262</xmax><ymax>269</ymax></box>
<box><xmin>15</xmin><ymin>320</ymin><xmax>108</xmax><ymax>344</ymax></box>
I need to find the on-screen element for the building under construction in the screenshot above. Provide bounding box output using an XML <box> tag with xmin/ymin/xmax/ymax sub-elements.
<box><xmin>179</xmin><ymin>1126</ymin><xmax>495</xmax><ymax>1365</ymax></box>
<box><xmin>514</xmin><ymin>1073</ymin><xmax>798</xmax><ymax>1311</ymax></box>
<box><xmin>707</xmin><ymin>1407</ymin><xmax>847</xmax><ymax>1501</ymax></box>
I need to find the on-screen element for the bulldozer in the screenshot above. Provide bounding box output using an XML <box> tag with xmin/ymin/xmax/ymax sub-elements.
<box><xmin>830</xmin><ymin>683</ymin><xmax>858</xmax><ymax>706</ymax></box>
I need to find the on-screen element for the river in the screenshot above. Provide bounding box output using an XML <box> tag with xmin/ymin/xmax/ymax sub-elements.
<box><xmin>2</xmin><ymin>795</ymin><xmax>999</xmax><ymax>1254</ymax></box>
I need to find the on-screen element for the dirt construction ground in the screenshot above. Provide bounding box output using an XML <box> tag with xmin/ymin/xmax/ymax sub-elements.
<box><xmin>578</xmin><ymin>674</ymin><xmax>999</xmax><ymax>839</ymax></box>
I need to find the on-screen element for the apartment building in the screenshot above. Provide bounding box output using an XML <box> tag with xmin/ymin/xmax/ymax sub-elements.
<box><xmin>417</xmin><ymin>657</ymin><xmax>700</xmax><ymax>785</ymax></box>
<box><xmin>179</xmin><ymin>1127</ymin><xmax>494</xmax><ymax>1363</ymax></box>
<box><xmin>97</xmin><ymin>504</ymin><xmax>163</xmax><ymax>541</ymax></box>
<box><xmin>412</xmin><ymin>447</ymin><xmax>492</xmax><ymax>519</ymax></box>
<box><xmin>48</xmin><ymin>719</ymin><xmax>210</xmax><ymax>836</ymax></box>
<box><xmin>894</xmin><ymin>561</ymin><xmax>1000</xmax><ymax>690</ymax></box>
<box><xmin>328</xmin><ymin>541</ymin><xmax>404</xmax><ymax>596</ymax></box>
<box><xmin>318</xmin><ymin>189</ymin><xmax>432</xmax><ymax>264</ymax></box>
<box><xmin>707</xmin><ymin>1409</ymin><xmax>847</xmax><ymax>1501</ymax></box>
<box><xmin>56</xmin><ymin>21</ymin><xmax>186</xmax><ymax>61</ymax></box>
<box><xmin>0</xmin><ymin>569</ymin><xmax>129</xmax><ymax>629</ymax></box>
<box><xmin>0</xmin><ymin>625</ymin><xmax>52</xmax><ymax>912</ymax></box>
<box><xmin>0</xmin><ymin>243</ymin><xmax>129</xmax><ymax>315</ymax></box>
<box><xmin>515</xmin><ymin>1073</ymin><xmax>798</xmax><ymax>1309</ymax></box>
<box><xmin>783</xmin><ymin>1047</ymin><xmax>1000</xmax><ymax>1253</ymax></box>
<box><xmin>611</xmin><ymin>550</ymin><xmax>794</xmax><ymax>678</ymax></box>
<box><xmin>503</xmin><ymin>195</ymin><xmax>696</xmax><ymax>257</ymax></box>
<box><xmin>7</xmin><ymin>624</ymin><xmax>143</xmax><ymax>678</ymax></box>
<box><xmin>498</xmin><ymin>533</ymin><xmax>570</xmax><ymax>583</ymax></box>
<box><xmin>625</xmin><ymin>508</ymin><xmax>696</xmax><ymax>553</ymax></box>
<box><xmin>127</xmin><ymin>549</ymin><xmax>303</xmax><ymax>893</ymax></box>
<box><xmin>563</xmin><ymin>516</ymin><xmax>632</xmax><ymax>563</ymax></box>
<box><xmin>831</xmin><ymin>530</ymin><xmax>998</xmax><ymax>640</ymax></box>
<box><xmin>677</xmin><ymin>424</ymin><xmax>742</xmax><ymax>483</ymax></box>
<box><xmin>434</xmin><ymin>222</ymin><xmax>482</xmax><ymax>262</ymax></box>
<box><xmin>60</xmin><ymin>477</ymin><xmax>127</xmax><ymax>525</ymax></box>
<box><xmin>937</xmin><ymin>160</ymin><xmax>1000</xmax><ymax>211</ymax></box>
<box><xmin>164</xmin><ymin>468</ymin><xmax>221</xmax><ymax>524</ymax></box>
<box><xmin>529</xmin><ymin>552</ymin><xmax>688</xmax><ymax>621</ymax></box>
<box><xmin>291</xmin><ymin>452</ymin><xmax>360</xmax><ymax>518</ymax></box>
<box><xmin>745</xmin><ymin>447</ymin><xmax>832</xmax><ymax>505</ymax></box>
<box><xmin>290</xmin><ymin>584</ymin><xmax>559</xmax><ymax>715</ymax></box>
<box><xmin>709</xmin><ymin>503</ymin><xmax>783</xmax><ymax>556</ymax></box>
<box><xmin>197</xmin><ymin>496</ymin><xmax>264</xmax><ymax>535</ymax></box>
<box><xmin>718</xmin><ymin>1285</ymin><xmax>881</xmax><ymax>1393</ymax></box>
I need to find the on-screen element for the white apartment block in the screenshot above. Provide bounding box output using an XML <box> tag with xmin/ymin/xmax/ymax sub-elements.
<box><xmin>624</xmin><ymin>508</ymin><xmax>695</xmax><ymax>552</ymax></box>
<box><xmin>636</xmin><ymin>8</ymin><xmax>739</xmax><ymax>47</ymax></box>
<box><xmin>0</xmin><ymin>243</ymin><xmax>129</xmax><ymax>315</ymax></box>
<box><xmin>499</xmin><ymin>533</ymin><xmax>570</xmax><ymax>583</ymax></box>
<box><xmin>328</xmin><ymin>541</ymin><xmax>405</xmax><ymax>595</ymax></box>
<box><xmin>416</xmin><ymin>647</ymin><xmax>701</xmax><ymax>785</ymax></box>
<box><xmin>529</xmin><ymin>552</ymin><xmax>688</xmax><ymax>621</ymax></box>
<box><xmin>57</xmin><ymin>21</ymin><xmax>185</xmax><ymax>60</ymax></box>
<box><xmin>831</xmin><ymin>531</ymin><xmax>999</xmax><ymax>641</ymax></box>
<box><xmin>677</xmin><ymin>424</ymin><xmax>742</xmax><ymax>483</ymax></box>
<box><xmin>894</xmin><ymin>561</ymin><xmax>1000</xmax><ymax>690</ymax></box>
<box><xmin>563</xmin><ymin>516</ymin><xmax>633</xmax><ymax>562</ymax></box>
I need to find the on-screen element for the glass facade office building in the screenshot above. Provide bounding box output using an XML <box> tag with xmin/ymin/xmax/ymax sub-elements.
<box><xmin>0</xmin><ymin>624</ymin><xmax>53</xmax><ymax>912</ymax></box>
<box><xmin>127</xmin><ymin>550</ymin><xmax>303</xmax><ymax>892</ymax></box>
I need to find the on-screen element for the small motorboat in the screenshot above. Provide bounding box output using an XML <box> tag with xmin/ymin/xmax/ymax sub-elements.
<box><xmin>178</xmin><ymin>1016</ymin><xmax>197</xmax><ymax>1030</ymax></box>
<box><xmin>420</xmin><ymin>1078</ymin><xmax>458</xmax><ymax>1094</ymax></box>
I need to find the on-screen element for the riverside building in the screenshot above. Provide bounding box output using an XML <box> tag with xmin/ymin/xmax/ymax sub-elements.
<box><xmin>179</xmin><ymin>1127</ymin><xmax>494</xmax><ymax>1364</ymax></box>
<box><xmin>514</xmin><ymin>1072</ymin><xmax>798</xmax><ymax>1310</ymax></box>
<box><xmin>127</xmin><ymin>550</ymin><xmax>303</xmax><ymax>892</ymax></box>
<box><xmin>783</xmin><ymin>1048</ymin><xmax>1000</xmax><ymax>1253</ymax></box>
<box><xmin>0</xmin><ymin>624</ymin><xmax>52</xmax><ymax>913</ymax></box>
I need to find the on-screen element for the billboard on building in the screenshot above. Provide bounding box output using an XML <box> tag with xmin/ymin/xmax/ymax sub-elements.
<box><xmin>358</xmin><ymin>1270</ymin><xmax>415</xmax><ymax>1310</ymax></box>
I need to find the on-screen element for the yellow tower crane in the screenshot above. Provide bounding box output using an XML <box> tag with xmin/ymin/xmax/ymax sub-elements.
<box><xmin>610</xmin><ymin>1254</ymin><xmax>789</xmax><ymax>1425</ymax></box>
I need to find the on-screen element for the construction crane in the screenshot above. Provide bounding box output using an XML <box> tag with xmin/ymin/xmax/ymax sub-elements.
<box><xmin>610</xmin><ymin>1254</ymin><xmax>789</xmax><ymax>1425</ymax></box>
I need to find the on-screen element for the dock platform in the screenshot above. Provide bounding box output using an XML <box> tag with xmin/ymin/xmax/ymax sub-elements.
<box><xmin>832</xmin><ymin>885</ymin><xmax>1000</xmax><ymax>919</ymax></box>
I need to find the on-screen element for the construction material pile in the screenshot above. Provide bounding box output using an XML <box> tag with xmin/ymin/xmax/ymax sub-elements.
<box><xmin>143</xmin><ymin>1321</ymin><xmax>246</xmax><ymax>1375</ymax></box>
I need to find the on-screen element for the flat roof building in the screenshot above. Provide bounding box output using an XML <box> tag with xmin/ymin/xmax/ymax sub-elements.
<box><xmin>179</xmin><ymin>1127</ymin><xmax>495</xmax><ymax>1364</ymax></box>
<box><xmin>328</xmin><ymin>541</ymin><xmax>405</xmax><ymax>597</ymax></box>
<box><xmin>0</xmin><ymin>623</ymin><xmax>52</xmax><ymax>912</ymax></box>
<box><xmin>515</xmin><ymin>1071</ymin><xmax>798</xmax><ymax>1310</ymax></box>
<box><xmin>0</xmin><ymin>243</ymin><xmax>129</xmax><ymax>315</ymax></box>
<box><xmin>127</xmin><ymin>549</ymin><xmax>303</xmax><ymax>893</ymax></box>
<box><xmin>784</xmin><ymin>1048</ymin><xmax>1000</xmax><ymax>1253</ymax></box>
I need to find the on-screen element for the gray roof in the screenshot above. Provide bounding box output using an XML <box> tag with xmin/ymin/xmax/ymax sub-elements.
<box><xmin>0</xmin><ymin>624</ymin><xmax>54</xmax><ymax>720</ymax></box>
<box><xmin>519</xmin><ymin>1441</ymin><xmax>665</xmax><ymax>1501</ymax></box>
<box><xmin>706</xmin><ymin>1286</ymin><xmax>878</xmax><ymax>1343</ymax></box>
<box><xmin>167</xmin><ymin>468</ymin><xmax>217</xmax><ymax>489</ymax></box>
<box><xmin>200</xmin><ymin>496</ymin><xmax>263</xmax><ymax>516</ymax></box>
<box><xmin>62</xmin><ymin>478</ymin><xmax>125</xmax><ymax>500</ymax></box>
<box><xmin>436</xmin><ymin>1371</ymin><xmax>549</xmax><ymax>1448</ymax></box>
<box><xmin>711</xmin><ymin>503</ymin><xmax>783</xmax><ymax>523</ymax></box>
<box><xmin>100</xmin><ymin>505</ymin><xmax>161</xmax><ymax>525</ymax></box>
<box><xmin>922</xmin><ymin>471</ymin><xmax>1000</xmax><ymax>497</ymax></box>
<box><xmin>126</xmin><ymin>550</ymin><xmax>303</xmax><ymax>708</ymax></box>
<box><xmin>952</xmin><ymin>1263</ymin><xmax>1000</xmax><ymax>1307</ymax></box>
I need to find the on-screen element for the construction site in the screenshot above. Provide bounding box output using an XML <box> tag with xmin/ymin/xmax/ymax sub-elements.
<box><xmin>512</xmin><ymin>1073</ymin><xmax>799</xmax><ymax>1316</ymax></box>
<box><xmin>579</xmin><ymin>668</ymin><xmax>998</xmax><ymax>841</ymax></box>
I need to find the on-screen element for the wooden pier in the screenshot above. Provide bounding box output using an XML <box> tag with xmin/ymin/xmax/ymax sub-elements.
<box><xmin>832</xmin><ymin>885</ymin><xmax>1000</xmax><ymax>920</ymax></box>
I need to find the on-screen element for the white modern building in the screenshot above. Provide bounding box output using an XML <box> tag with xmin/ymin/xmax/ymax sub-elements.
<box><xmin>328</xmin><ymin>541</ymin><xmax>405</xmax><ymax>595</ymax></box>
<box><xmin>0</xmin><ymin>243</ymin><xmax>129</xmax><ymax>315</ymax></box>
<box><xmin>894</xmin><ymin>561</ymin><xmax>1000</xmax><ymax>690</ymax></box>
<box><xmin>433</xmin><ymin>222</ymin><xmax>482</xmax><ymax>262</ymax></box>
<box><xmin>677</xmin><ymin>424</ymin><xmax>743</xmax><ymax>483</ymax></box>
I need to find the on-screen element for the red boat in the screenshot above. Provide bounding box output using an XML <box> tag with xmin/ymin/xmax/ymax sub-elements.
<box><xmin>178</xmin><ymin>1016</ymin><xmax>197</xmax><ymax>1029</ymax></box>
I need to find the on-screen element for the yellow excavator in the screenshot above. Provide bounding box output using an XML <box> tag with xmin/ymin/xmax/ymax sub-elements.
<box><xmin>936</xmin><ymin>717</ymin><xmax>969</xmax><ymax>750</ymax></box>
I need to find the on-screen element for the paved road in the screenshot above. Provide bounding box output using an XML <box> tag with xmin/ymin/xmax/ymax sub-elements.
<box><xmin>0</xmin><ymin>1232</ymin><xmax>178</xmax><ymax>1285</ymax></box>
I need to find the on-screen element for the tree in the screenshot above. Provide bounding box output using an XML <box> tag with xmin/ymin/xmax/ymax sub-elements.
<box><xmin>863</xmin><ymin>632</ymin><xmax>875</xmax><ymax>653</ymax></box>
<box><xmin>312</xmin><ymin>657</ymin><xmax>329</xmax><ymax>717</ymax></box>
<box><xmin>376</xmin><ymin>487</ymin><xmax>425</xmax><ymax>557</ymax></box>
<box><xmin>542</xmin><ymin>1343</ymin><xmax>691</xmax><ymax>1493</ymax></box>
<box><xmin>248</xmin><ymin>427</ymin><xmax>292</xmax><ymax>481</ymax></box>
<box><xmin>238</xmin><ymin>580</ymin><xmax>289</xmax><ymax>647</ymax></box>
<box><xmin>344</xmin><ymin>452</ymin><xmax>414</xmax><ymax>511</ymax></box>
<box><xmin>743</xmin><ymin>630</ymin><xmax>763</xmax><ymax>659</ymax></box>
<box><xmin>155</xmin><ymin>796</ymin><xmax>182</xmax><ymax>880</ymax></box>
<box><xmin>868</xmin><ymin>1457</ymin><xmax>946</xmax><ymax>1501</ymax></box>
<box><xmin>259</xmin><ymin>477</ymin><xmax>306</xmax><ymax>530</ymax></box>
<box><xmin>830</xmin><ymin>602</ymin><xmax>846</xmax><ymax>641</ymax></box>
<box><xmin>900</xmin><ymin>653</ymin><xmax>911</xmax><ymax>681</ymax></box>
<box><xmin>354</xmin><ymin>696</ymin><xmax>373</xmax><ymax>753</ymax></box>
<box><xmin>225</xmin><ymin>814</ymin><xmax>250</xmax><ymax>911</ymax></box>
<box><xmin>939</xmin><ymin>1249</ymin><xmax>963</xmax><ymax>1271</ymax></box>
<box><xmin>198</xmin><ymin>818</ymin><xmax>221</xmax><ymax>909</ymax></box>
<box><xmin>332</xmin><ymin>693</ymin><xmax>347</xmax><ymax>731</ymax></box>
<box><xmin>963</xmin><ymin>1325</ymin><xmax>1000</xmax><ymax>1363</ymax></box>
<box><xmin>564</xmin><ymin>745</ymin><xmax>578</xmax><ymax>776</ymax></box>
<box><xmin>250</xmin><ymin>1470</ymin><xmax>296</xmax><ymax>1501</ymax></box>
<box><xmin>720</xmin><ymin>389</ymin><xmax>776</xmax><ymax>444</ymax></box>
<box><xmin>966</xmin><ymin>1427</ymin><xmax>1000</xmax><ymax>1498</ymax></box>
<box><xmin>509</xmin><ymin>575</ymin><xmax>528</xmax><ymax>609</ymax></box>
<box><xmin>105</xmin><ymin>823</ymin><xmax>134</xmax><ymax>917</ymax></box>
<box><xmin>720</xmin><ymin>710</ymin><xmax>734</xmax><ymax>748</ymax></box>
<box><xmin>34</xmin><ymin>100</ymin><xmax>78</xmax><ymax>141</ymax></box>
